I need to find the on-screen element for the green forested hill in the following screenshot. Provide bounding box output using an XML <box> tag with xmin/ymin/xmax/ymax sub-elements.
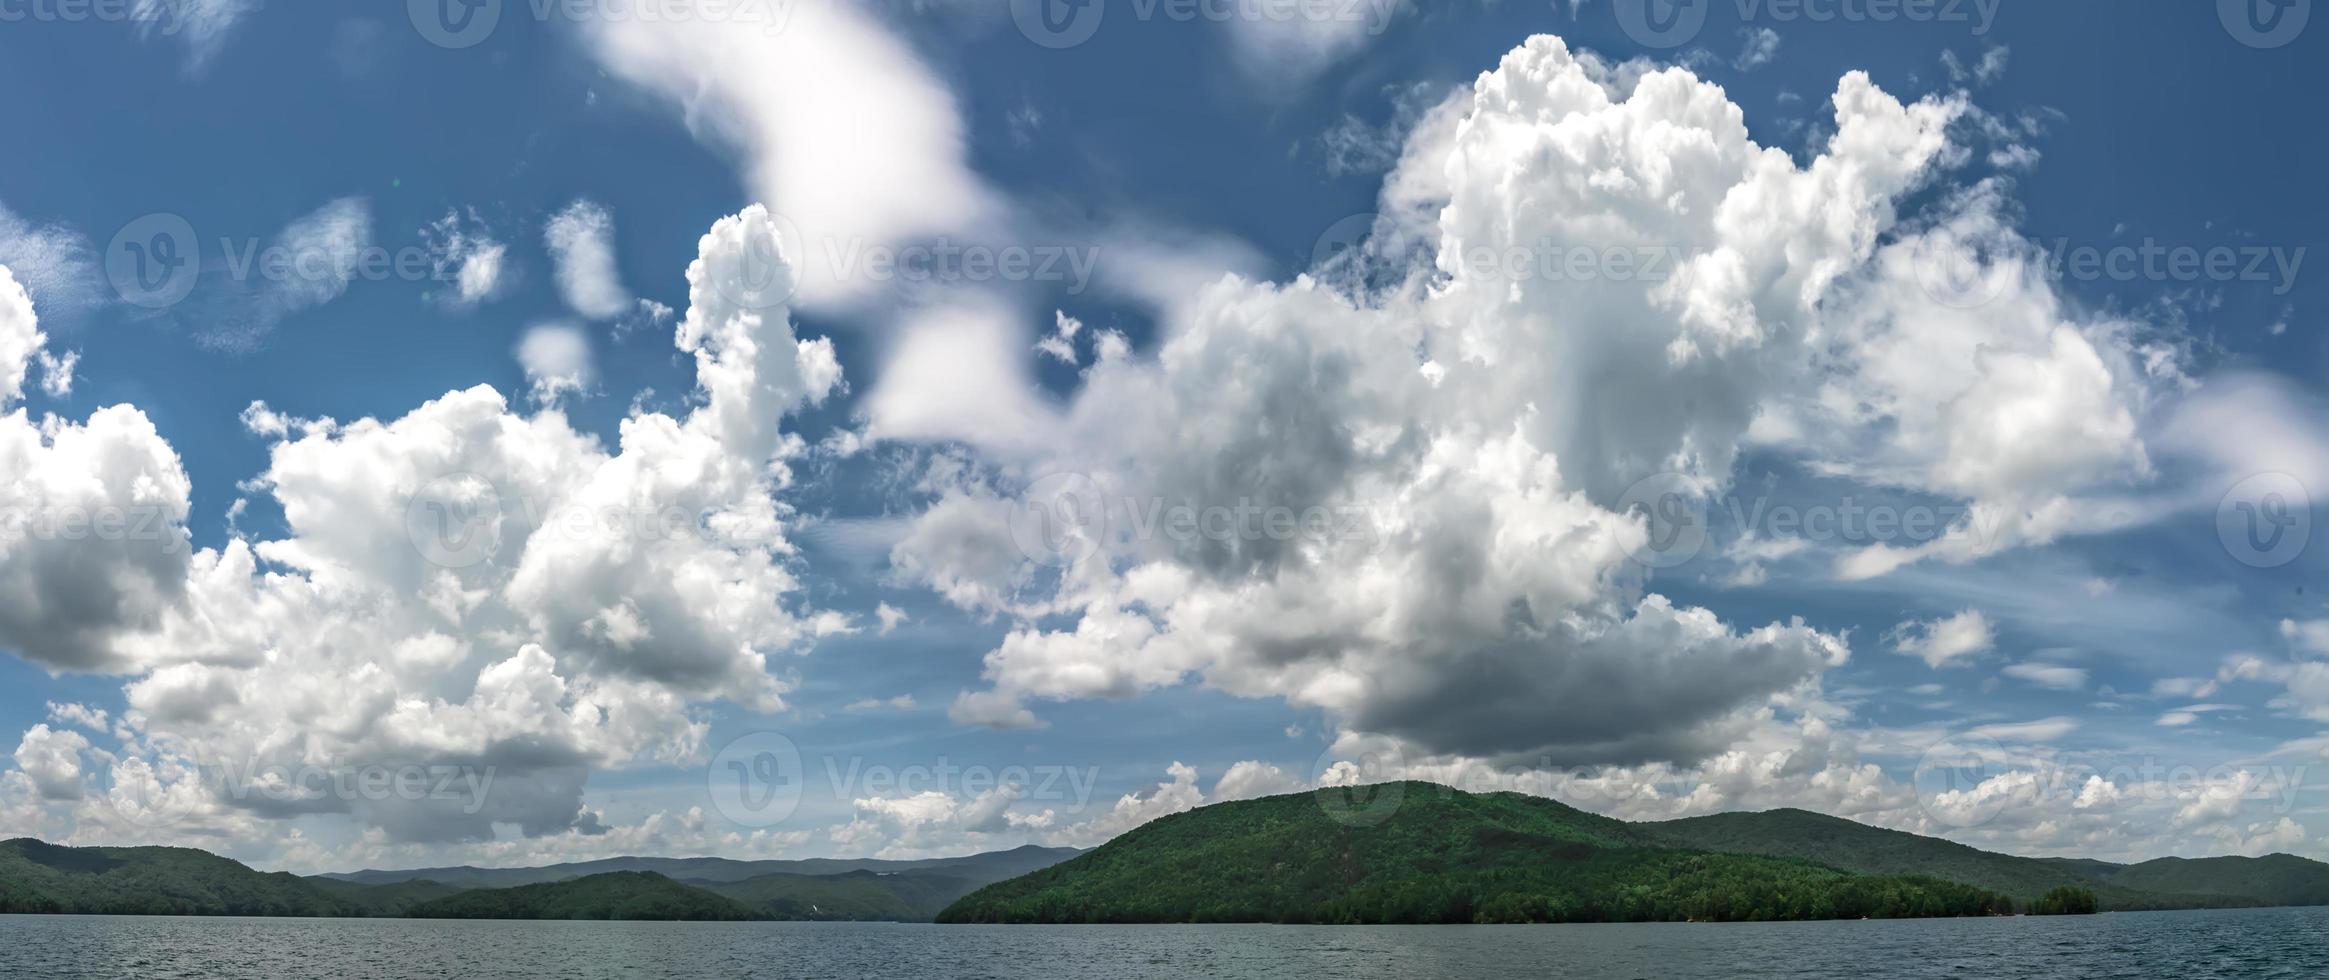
<box><xmin>1645</xmin><ymin>808</ymin><xmax>2161</xmax><ymax>909</ymax></box>
<box><xmin>16</xmin><ymin>789</ymin><xmax>2329</xmax><ymax>926</ymax></box>
<box><xmin>1643</xmin><ymin>809</ymin><xmax>2294</xmax><ymax>910</ymax></box>
<box><xmin>695</xmin><ymin>869</ymin><xmax>978</xmax><ymax>921</ymax></box>
<box><xmin>0</xmin><ymin>838</ymin><xmax>356</xmax><ymax>916</ymax></box>
<box><xmin>401</xmin><ymin>871</ymin><xmax>762</xmax><ymax>921</ymax></box>
<box><xmin>304</xmin><ymin>877</ymin><xmax>469</xmax><ymax>916</ymax></box>
<box><xmin>0</xmin><ymin>838</ymin><xmax>1067</xmax><ymax>922</ymax></box>
<box><xmin>937</xmin><ymin>784</ymin><xmax>2014</xmax><ymax>924</ymax></box>
<box><xmin>1646</xmin><ymin>808</ymin><xmax>2083</xmax><ymax>895</ymax></box>
<box><xmin>2096</xmin><ymin>854</ymin><xmax>2329</xmax><ymax>908</ymax></box>
<box><xmin>320</xmin><ymin>845</ymin><xmax>1080</xmax><ymax>888</ymax></box>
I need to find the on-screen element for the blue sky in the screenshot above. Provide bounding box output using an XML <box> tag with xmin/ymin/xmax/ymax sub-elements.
<box><xmin>0</xmin><ymin>0</ymin><xmax>2325</xmax><ymax>872</ymax></box>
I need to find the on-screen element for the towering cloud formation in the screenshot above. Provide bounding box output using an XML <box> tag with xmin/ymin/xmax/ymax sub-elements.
<box><xmin>0</xmin><ymin>32</ymin><xmax>2218</xmax><ymax>867</ymax></box>
<box><xmin>0</xmin><ymin>268</ymin><xmax>194</xmax><ymax>673</ymax></box>
<box><xmin>0</xmin><ymin>267</ymin><xmax>40</xmax><ymax>404</ymax></box>
<box><xmin>895</xmin><ymin>37</ymin><xmax>2167</xmax><ymax>770</ymax></box>
<box><xmin>0</xmin><ymin>206</ymin><xmax>840</xmax><ymax>844</ymax></box>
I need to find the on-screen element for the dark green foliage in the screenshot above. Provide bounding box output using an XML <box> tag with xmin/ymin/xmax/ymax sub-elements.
<box><xmin>695</xmin><ymin>869</ymin><xmax>979</xmax><ymax>921</ymax></box>
<box><xmin>0</xmin><ymin>838</ymin><xmax>1069</xmax><ymax>923</ymax></box>
<box><xmin>937</xmin><ymin>783</ymin><xmax>2015</xmax><ymax>925</ymax></box>
<box><xmin>304</xmin><ymin>877</ymin><xmax>471</xmax><ymax>916</ymax></box>
<box><xmin>17</xmin><ymin>789</ymin><xmax>2329</xmax><ymax>927</ymax></box>
<box><xmin>0</xmin><ymin>838</ymin><xmax>359</xmax><ymax>917</ymax></box>
<box><xmin>322</xmin><ymin>845</ymin><xmax>1080</xmax><ymax>888</ymax></box>
<box><xmin>1645</xmin><ymin>809</ymin><xmax>2286</xmax><ymax>911</ymax></box>
<box><xmin>2027</xmin><ymin>886</ymin><xmax>2100</xmax><ymax>915</ymax></box>
<box><xmin>1648</xmin><ymin>809</ymin><xmax>2093</xmax><ymax>899</ymax></box>
<box><xmin>402</xmin><ymin>871</ymin><xmax>763</xmax><ymax>921</ymax></box>
<box><xmin>2094</xmin><ymin>854</ymin><xmax>2329</xmax><ymax>908</ymax></box>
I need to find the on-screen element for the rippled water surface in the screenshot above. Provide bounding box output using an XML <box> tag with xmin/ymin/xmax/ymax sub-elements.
<box><xmin>3</xmin><ymin>906</ymin><xmax>2322</xmax><ymax>979</ymax></box>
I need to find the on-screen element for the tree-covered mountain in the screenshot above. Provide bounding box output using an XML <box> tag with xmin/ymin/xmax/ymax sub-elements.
<box><xmin>2027</xmin><ymin>885</ymin><xmax>2101</xmax><ymax>915</ymax></box>
<box><xmin>0</xmin><ymin>838</ymin><xmax>357</xmax><ymax>916</ymax></box>
<box><xmin>1643</xmin><ymin>808</ymin><xmax>2283</xmax><ymax>910</ymax></box>
<box><xmin>940</xmin><ymin>784</ymin><xmax>2329</xmax><ymax>923</ymax></box>
<box><xmin>304</xmin><ymin>877</ymin><xmax>469</xmax><ymax>916</ymax></box>
<box><xmin>694</xmin><ymin>869</ymin><xmax>978</xmax><ymax>921</ymax></box>
<box><xmin>401</xmin><ymin>871</ymin><xmax>763</xmax><ymax>921</ymax></box>
<box><xmin>937</xmin><ymin>784</ymin><xmax>2016</xmax><ymax>924</ymax></box>
<box><xmin>2093</xmin><ymin>854</ymin><xmax>2329</xmax><ymax>908</ymax></box>
<box><xmin>0</xmin><ymin>839</ymin><xmax>1070</xmax><ymax>922</ymax></box>
<box><xmin>320</xmin><ymin>844</ymin><xmax>1080</xmax><ymax>889</ymax></box>
<box><xmin>15</xmin><ymin>787</ymin><xmax>2329</xmax><ymax>926</ymax></box>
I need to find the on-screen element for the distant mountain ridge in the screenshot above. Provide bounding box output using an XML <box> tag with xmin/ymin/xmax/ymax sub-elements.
<box><xmin>1</xmin><ymin>838</ymin><xmax>1080</xmax><ymax>922</ymax></box>
<box><xmin>401</xmin><ymin>871</ymin><xmax>763</xmax><ymax>921</ymax></box>
<box><xmin>1643</xmin><ymin>808</ymin><xmax>2304</xmax><ymax>910</ymax></box>
<box><xmin>319</xmin><ymin>844</ymin><xmax>1081</xmax><ymax>889</ymax></box>
<box><xmin>0</xmin><ymin>838</ymin><xmax>357</xmax><ymax>917</ymax></box>
<box><xmin>11</xmin><ymin>787</ymin><xmax>2328</xmax><ymax>926</ymax></box>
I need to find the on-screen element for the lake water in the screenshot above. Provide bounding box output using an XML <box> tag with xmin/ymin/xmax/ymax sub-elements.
<box><xmin>1</xmin><ymin>906</ymin><xmax>2321</xmax><ymax>978</ymax></box>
